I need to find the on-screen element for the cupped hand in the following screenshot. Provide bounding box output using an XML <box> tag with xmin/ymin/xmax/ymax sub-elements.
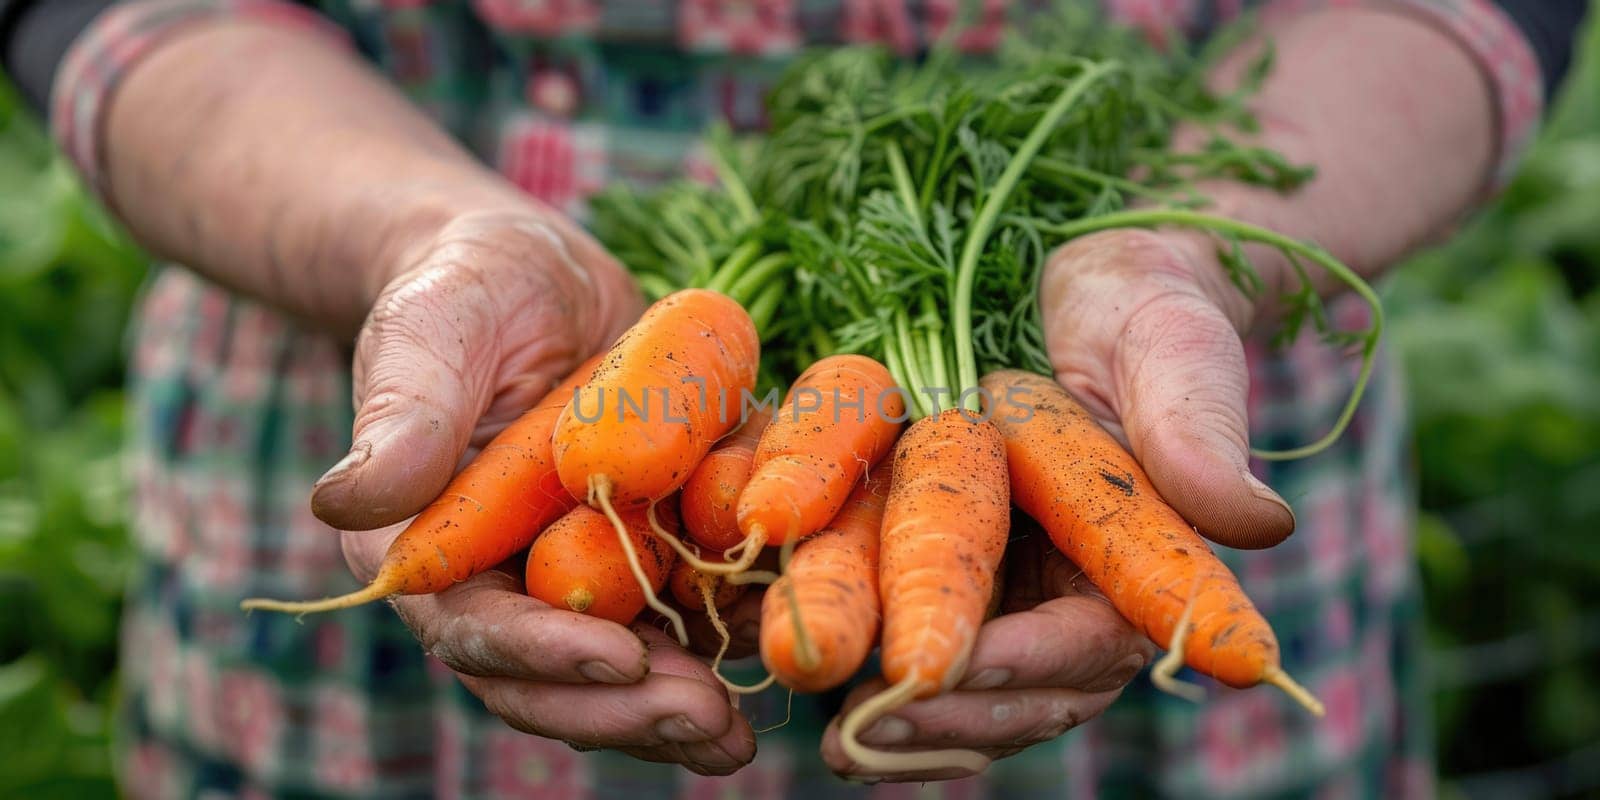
<box><xmin>1040</xmin><ymin>227</ymin><xmax>1295</xmax><ymax>549</ymax></box>
<box><xmin>310</xmin><ymin>206</ymin><xmax>755</xmax><ymax>774</ymax></box>
<box><xmin>339</xmin><ymin>527</ymin><xmax>756</xmax><ymax>775</ymax></box>
<box><xmin>820</xmin><ymin>535</ymin><xmax>1154</xmax><ymax>783</ymax></box>
<box><xmin>310</xmin><ymin>205</ymin><xmax>640</xmax><ymax>531</ymax></box>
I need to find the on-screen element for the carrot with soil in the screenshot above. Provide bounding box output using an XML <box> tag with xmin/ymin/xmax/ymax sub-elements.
<box><xmin>838</xmin><ymin>410</ymin><xmax>1010</xmax><ymax>774</ymax></box>
<box><xmin>981</xmin><ymin>369</ymin><xmax>1322</xmax><ymax>714</ymax></box>
<box><xmin>240</xmin><ymin>353</ymin><xmax>603</xmax><ymax>615</ymax></box>
<box><xmin>736</xmin><ymin>354</ymin><xmax>904</xmax><ymax>550</ymax></box>
<box><xmin>524</xmin><ymin>499</ymin><xmax>680</xmax><ymax>628</ymax></box>
<box><xmin>553</xmin><ymin>288</ymin><xmax>759</xmax><ymax>510</ymax></box>
<box><xmin>551</xmin><ymin>288</ymin><xmax>758</xmax><ymax>643</ymax></box>
<box><xmin>760</xmin><ymin>472</ymin><xmax>889</xmax><ymax>693</ymax></box>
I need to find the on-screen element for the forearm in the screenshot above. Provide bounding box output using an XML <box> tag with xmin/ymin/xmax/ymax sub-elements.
<box><xmin>1189</xmin><ymin>6</ymin><xmax>1499</xmax><ymax>329</ymax></box>
<box><xmin>99</xmin><ymin>17</ymin><xmax>532</xmax><ymax>336</ymax></box>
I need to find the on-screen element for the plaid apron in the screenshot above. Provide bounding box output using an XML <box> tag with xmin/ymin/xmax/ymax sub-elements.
<box><xmin>51</xmin><ymin>1</ymin><xmax>1544</xmax><ymax>797</ymax></box>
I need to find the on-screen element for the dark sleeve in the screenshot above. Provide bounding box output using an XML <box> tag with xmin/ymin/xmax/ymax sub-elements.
<box><xmin>1494</xmin><ymin>0</ymin><xmax>1590</xmax><ymax>101</ymax></box>
<box><xmin>0</xmin><ymin>0</ymin><xmax>115</xmax><ymax>114</ymax></box>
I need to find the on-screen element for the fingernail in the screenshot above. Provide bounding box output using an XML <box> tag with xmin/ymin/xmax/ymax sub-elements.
<box><xmin>961</xmin><ymin>668</ymin><xmax>1011</xmax><ymax>690</ymax></box>
<box><xmin>862</xmin><ymin>716</ymin><xmax>914</xmax><ymax>745</ymax></box>
<box><xmin>654</xmin><ymin>714</ymin><xmax>711</xmax><ymax>743</ymax></box>
<box><xmin>1090</xmin><ymin>653</ymin><xmax>1147</xmax><ymax>692</ymax></box>
<box><xmin>686</xmin><ymin>741</ymin><xmax>741</xmax><ymax>771</ymax></box>
<box><xmin>315</xmin><ymin>442</ymin><xmax>371</xmax><ymax>489</ymax></box>
<box><xmin>578</xmin><ymin>660</ymin><xmax>634</xmax><ymax>684</ymax></box>
<box><xmin>1242</xmin><ymin>469</ymin><xmax>1296</xmax><ymax>526</ymax></box>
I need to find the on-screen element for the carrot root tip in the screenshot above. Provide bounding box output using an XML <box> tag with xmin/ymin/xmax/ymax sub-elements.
<box><xmin>564</xmin><ymin>587</ymin><xmax>595</xmax><ymax>613</ymax></box>
<box><xmin>1264</xmin><ymin>666</ymin><xmax>1326</xmax><ymax>717</ymax></box>
<box><xmin>239</xmin><ymin>580</ymin><xmax>395</xmax><ymax>616</ymax></box>
<box><xmin>753</xmin><ymin>688</ymin><xmax>796</xmax><ymax>734</ymax></box>
<box><xmin>700</xmin><ymin>576</ymin><xmax>778</xmax><ymax>696</ymax></box>
<box><xmin>839</xmin><ymin>675</ymin><xmax>990</xmax><ymax>775</ymax></box>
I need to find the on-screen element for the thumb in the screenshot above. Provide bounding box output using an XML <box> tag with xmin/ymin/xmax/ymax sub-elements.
<box><xmin>1042</xmin><ymin>231</ymin><xmax>1294</xmax><ymax>550</ymax></box>
<box><xmin>1104</xmin><ymin>289</ymin><xmax>1294</xmax><ymax>549</ymax></box>
<box><xmin>311</xmin><ymin>267</ymin><xmax>506</xmax><ymax>531</ymax></box>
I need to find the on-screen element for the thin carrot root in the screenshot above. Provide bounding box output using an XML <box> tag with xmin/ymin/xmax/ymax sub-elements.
<box><xmin>838</xmin><ymin>676</ymin><xmax>991</xmax><ymax>775</ymax></box>
<box><xmin>754</xmin><ymin>688</ymin><xmax>796</xmax><ymax>734</ymax></box>
<box><xmin>1150</xmin><ymin>587</ymin><xmax>1207</xmax><ymax>703</ymax></box>
<box><xmin>591</xmin><ymin>475</ymin><xmax>689</xmax><ymax>646</ymax></box>
<box><xmin>649</xmin><ymin>504</ymin><xmax>766</xmax><ymax>575</ymax></box>
<box><xmin>773</xmin><ymin>530</ymin><xmax>819</xmax><ymax>670</ymax></box>
<box><xmin>727</xmin><ymin>570</ymin><xmax>779</xmax><ymax>586</ymax></box>
<box><xmin>700</xmin><ymin>578</ymin><xmax>778</xmax><ymax>696</ymax></box>
<box><xmin>1264</xmin><ymin>666</ymin><xmax>1326</xmax><ymax>717</ymax></box>
<box><xmin>783</xmin><ymin>578</ymin><xmax>820</xmax><ymax>672</ymax></box>
<box><xmin>240</xmin><ymin>581</ymin><xmax>394</xmax><ymax>616</ymax></box>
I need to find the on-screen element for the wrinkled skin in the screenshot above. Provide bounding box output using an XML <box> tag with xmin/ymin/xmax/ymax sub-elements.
<box><xmin>316</xmin><ymin>210</ymin><xmax>755</xmax><ymax>775</ymax></box>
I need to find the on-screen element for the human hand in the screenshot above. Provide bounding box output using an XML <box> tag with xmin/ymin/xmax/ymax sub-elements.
<box><xmin>819</xmin><ymin>534</ymin><xmax>1154</xmax><ymax>782</ymax></box>
<box><xmin>310</xmin><ymin>206</ymin><xmax>754</xmax><ymax>774</ymax></box>
<box><xmin>1037</xmin><ymin>227</ymin><xmax>1296</xmax><ymax>549</ymax></box>
<box><xmin>309</xmin><ymin>206</ymin><xmax>640</xmax><ymax>530</ymax></box>
<box><xmin>339</xmin><ymin>527</ymin><xmax>757</xmax><ymax>775</ymax></box>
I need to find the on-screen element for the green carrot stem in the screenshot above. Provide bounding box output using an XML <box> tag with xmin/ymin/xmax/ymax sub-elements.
<box><xmin>725</xmin><ymin>254</ymin><xmax>792</xmax><ymax>306</ymax></box>
<box><xmin>886</xmin><ymin>141</ymin><xmax>922</xmax><ymax>230</ymax></box>
<box><xmin>635</xmin><ymin>274</ymin><xmax>677</xmax><ymax>301</ymax></box>
<box><xmin>745</xmin><ymin>282</ymin><xmax>786</xmax><ymax>337</ymax></box>
<box><xmin>952</xmin><ymin>61</ymin><xmax>1118</xmax><ymax>410</ymax></box>
<box><xmin>894</xmin><ymin>309</ymin><xmax>933</xmax><ymax>416</ymax></box>
<box><xmin>883</xmin><ymin>336</ymin><xmax>931</xmax><ymax>420</ymax></box>
<box><xmin>708</xmin><ymin>125</ymin><xmax>760</xmax><ymax>226</ymax></box>
<box><xmin>702</xmin><ymin>240</ymin><xmax>761</xmax><ymax>295</ymax></box>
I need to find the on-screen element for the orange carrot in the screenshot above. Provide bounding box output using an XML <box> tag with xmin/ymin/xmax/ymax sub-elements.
<box><xmin>681</xmin><ymin>407</ymin><xmax>772</xmax><ymax>552</ymax></box>
<box><xmin>551</xmin><ymin>289</ymin><xmax>757</xmax><ymax>644</ymax></box>
<box><xmin>553</xmin><ymin>289</ymin><xmax>758</xmax><ymax>509</ymax></box>
<box><xmin>241</xmin><ymin>354</ymin><xmax>602</xmax><ymax>615</ymax></box>
<box><xmin>980</xmin><ymin>369</ymin><xmax>1321</xmax><ymax>714</ymax></box>
<box><xmin>760</xmin><ymin>473</ymin><xmax>887</xmax><ymax>693</ymax></box>
<box><xmin>525</xmin><ymin>499</ymin><xmax>679</xmax><ymax>626</ymax></box>
<box><xmin>838</xmin><ymin>409</ymin><xmax>1010</xmax><ymax>774</ymax></box>
<box><xmin>735</xmin><ymin>355</ymin><xmax>903</xmax><ymax>552</ymax></box>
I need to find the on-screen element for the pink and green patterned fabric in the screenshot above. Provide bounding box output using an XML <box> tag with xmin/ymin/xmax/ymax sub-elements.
<box><xmin>51</xmin><ymin>0</ymin><xmax>1546</xmax><ymax>797</ymax></box>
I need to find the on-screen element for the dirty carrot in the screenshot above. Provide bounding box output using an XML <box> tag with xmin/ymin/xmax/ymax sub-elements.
<box><xmin>760</xmin><ymin>472</ymin><xmax>888</xmax><ymax>693</ymax></box>
<box><xmin>524</xmin><ymin>499</ymin><xmax>681</xmax><ymax>630</ymax></box>
<box><xmin>736</xmin><ymin>354</ymin><xmax>904</xmax><ymax>552</ymax></box>
<box><xmin>553</xmin><ymin>288</ymin><xmax>759</xmax><ymax>510</ymax></box>
<box><xmin>838</xmin><ymin>409</ymin><xmax>1010</xmax><ymax>775</ymax></box>
<box><xmin>241</xmin><ymin>354</ymin><xmax>602</xmax><ymax>615</ymax></box>
<box><xmin>980</xmin><ymin>369</ymin><xmax>1322</xmax><ymax>715</ymax></box>
<box><xmin>681</xmin><ymin>406</ymin><xmax>772</xmax><ymax>552</ymax></box>
<box><xmin>551</xmin><ymin>288</ymin><xmax>758</xmax><ymax>644</ymax></box>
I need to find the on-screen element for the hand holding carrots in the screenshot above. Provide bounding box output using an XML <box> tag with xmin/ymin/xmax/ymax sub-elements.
<box><xmin>338</xmin><ymin>506</ymin><xmax>757</xmax><ymax>775</ymax></box>
<box><xmin>297</xmin><ymin>208</ymin><xmax>755</xmax><ymax>775</ymax></box>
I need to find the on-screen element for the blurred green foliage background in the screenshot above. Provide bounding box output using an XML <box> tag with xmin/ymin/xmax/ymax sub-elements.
<box><xmin>3</xmin><ymin>20</ymin><xmax>1600</xmax><ymax>799</ymax></box>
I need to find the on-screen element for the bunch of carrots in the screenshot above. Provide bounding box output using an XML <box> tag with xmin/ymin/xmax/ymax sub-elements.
<box><xmin>244</xmin><ymin>13</ymin><xmax>1384</xmax><ymax>774</ymax></box>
